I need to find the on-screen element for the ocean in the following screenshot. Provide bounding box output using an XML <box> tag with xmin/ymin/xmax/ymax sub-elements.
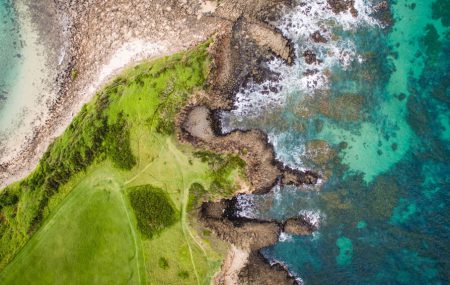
<box><xmin>0</xmin><ymin>0</ymin><xmax>448</xmax><ymax>283</ymax></box>
<box><xmin>0</xmin><ymin>0</ymin><xmax>21</xmax><ymax>120</ymax></box>
<box><xmin>225</xmin><ymin>0</ymin><xmax>450</xmax><ymax>284</ymax></box>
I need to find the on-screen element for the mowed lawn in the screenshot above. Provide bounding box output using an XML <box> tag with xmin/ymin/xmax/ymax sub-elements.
<box><xmin>0</xmin><ymin>167</ymin><xmax>145</xmax><ymax>285</ymax></box>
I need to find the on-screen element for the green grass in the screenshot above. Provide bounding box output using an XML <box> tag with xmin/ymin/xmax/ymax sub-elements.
<box><xmin>0</xmin><ymin>41</ymin><xmax>245</xmax><ymax>284</ymax></box>
<box><xmin>0</xmin><ymin>166</ymin><xmax>145</xmax><ymax>285</ymax></box>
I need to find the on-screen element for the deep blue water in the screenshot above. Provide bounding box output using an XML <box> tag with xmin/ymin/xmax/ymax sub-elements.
<box><xmin>228</xmin><ymin>0</ymin><xmax>450</xmax><ymax>284</ymax></box>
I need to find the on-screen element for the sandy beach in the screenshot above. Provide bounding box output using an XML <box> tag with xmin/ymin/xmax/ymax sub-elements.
<box><xmin>0</xmin><ymin>0</ymin><xmax>225</xmax><ymax>188</ymax></box>
<box><xmin>0</xmin><ymin>0</ymin><xmax>57</xmax><ymax>173</ymax></box>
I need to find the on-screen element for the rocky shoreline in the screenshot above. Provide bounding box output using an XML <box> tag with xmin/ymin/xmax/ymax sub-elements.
<box><xmin>194</xmin><ymin>1</ymin><xmax>393</xmax><ymax>283</ymax></box>
<box><xmin>0</xmin><ymin>0</ymin><xmax>225</xmax><ymax>188</ymax></box>
<box><xmin>0</xmin><ymin>0</ymin><xmax>313</xmax><ymax>282</ymax></box>
<box><xmin>176</xmin><ymin>0</ymin><xmax>391</xmax><ymax>282</ymax></box>
<box><xmin>174</xmin><ymin>1</ymin><xmax>324</xmax><ymax>283</ymax></box>
<box><xmin>1</xmin><ymin>0</ymin><xmax>373</xmax><ymax>283</ymax></box>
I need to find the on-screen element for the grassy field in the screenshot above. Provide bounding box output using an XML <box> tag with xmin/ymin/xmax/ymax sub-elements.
<box><xmin>0</xmin><ymin>42</ymin><xmax>246</xmax><ymax>284</ymax></box>
<box><xmin>0</xmin><ymin>166</ymin><xmax>145</xmax><ymax>284</ymax></box>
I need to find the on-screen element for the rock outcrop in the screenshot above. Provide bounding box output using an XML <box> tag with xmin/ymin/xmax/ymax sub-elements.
<box><xmin>243</xmin><ymin>19</ymin><xmax>294</xmax><ymax>64</ymax></box>
<box><xmin>201</xmin><ymin>200</ymin><xmax>303</xmax><ymax>285</ymax></box>
<box><xmin>283</xmin><ymin>217</ymin><xmax>315</xmax><ymax>236</ymax></box>
<box><xmin>327</xmin><ymin>0</ymin><xmax>358</xmax><ymax>17</ymax></box>
<box><xmin>238</xmin><ymin>252</ymin><xmax>298</xmax><ymax>285</ymax></box>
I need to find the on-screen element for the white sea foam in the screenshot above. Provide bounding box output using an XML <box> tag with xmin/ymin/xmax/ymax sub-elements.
<box><xmin>235</xmin><ymin>194</ymin><xmax>258</xmax><ymax>219</ymax></box>
<box><xmin>279</xmin><ymin>232</ymin><xmax>294</xmax><ymax>242</ymax></box>
<box><xmin>265</xmin><ymin>257</ymin><xmax>304</xmax><ymax>285</ymax></box>
<box><xmin>299</xmin><ymin>209</ymin><xmax>323</xmax><ymax>228</ymax></box>
<box><xmin>268</xmin><ymin>131</ymin><xmax>307</xmax><ymax>170</ymax></box>
<box><xmin>221</xmin><ymin>0</ymin><xmax>379</xmax><ymax>171</ymax></box>
<box><xmin>223</xmin><ymin>0</ymin><xmax>379</xmax><ymax>123</ymax></box>
<box><xmin>311</xmin><ymin>231</ymin><xmax>321</xmax><ymax>241</ymax></box>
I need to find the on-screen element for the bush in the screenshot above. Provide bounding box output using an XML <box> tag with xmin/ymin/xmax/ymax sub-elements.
<box><xmin>70</xmin><ymin>69</ymin><xmax>78</xmax><ymax>80</ymax></box>
<box><xmin>158</xmin><ymin>257</ymin><xmax>169</xmax><ymax>269</ymax></box>
<box><xmin>0</xmin><ymin>190</ymin><xmax>19</xmax><ymax>211</ymax></box>
<box><xmin>127</xmin><ymin>185</ymin><xmax>178</xmax><ymax>239</ymax></box>
<box><xmin>104</xmin><ymin>113</ymin><xmax>136</xmax><ymax>170</ymax></box>
<box><xmin>193</xmin><ymin>151</ymin><xmax>224</xmax><ymax>166</ymax></box>
<box><xmin>187</xmin><ymin>183</ymin><xmax>207</xmax><ymax>211</ymax></box>
<box><xmin>177</xmin><ymin>271</ymin><xmax>189</xmax><ymax>279</ymax></box>
<box><xmin>0</xmin><ymin>42</ymin><xmax>213</xmax><ymax>270</ymax></box>
<box><xmin>155</xmin><ymin>119</ymin><xmax>175</xmax><ymax>135</ymax></box>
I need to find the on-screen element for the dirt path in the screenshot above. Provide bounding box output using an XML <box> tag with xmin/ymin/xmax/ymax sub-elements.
<box><xmin>167</xmin><ymin>141</ymin><xmax>201</xmax><ymax>285</ymax></box>
<box><xmin>117</xmin><ymin>178</ymin><xmax>146</xmax><ymax>285</ymax></box>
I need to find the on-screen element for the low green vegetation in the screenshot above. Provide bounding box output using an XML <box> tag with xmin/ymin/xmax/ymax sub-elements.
<box><xmin>0</xmin><ymin>167</ymin><xmax>144</xmax><ymax>285</ymax></box>
<box><xmin>178</xmin><ymin>270</ymin><xmax>190</xmax><ymax>279</ymax></box>
<box><xmin>158</xmin><ymin>257</ymin><xmax>169</xmax><ymax>270</ymax></box>
<box><xmin>193</xmin><ymin>151</ymin><xmax>247</xmax><ymax>198</ymax></box>
<box><xmin>188</xmin><ymin>183</ymin><xmax>208</xmax><ymax>211</ymax></box>
<box><xmin>0</xmin><ymin>41</ymin><xmax>245</xmax><ymax>284</ymax></box>
<box><xmin>105</xmin><ymin>112</ymin><xmax>137</xmax><ymax>169</ymax></box>
<box><xmin>70</xmin><ymin>69</ymin><xmax>78</xmax><ymax>80</ymax></box>
<box><xmin>127</xmin><ymin>185</ymin><xmax>178</xmax><ymax>239</ymax></box>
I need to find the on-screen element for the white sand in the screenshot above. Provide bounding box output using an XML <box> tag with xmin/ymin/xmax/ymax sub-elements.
<box><xmin>86</xmin><ymin>40</ymin><xmax>170</xmax><ymax>96</ymax></box>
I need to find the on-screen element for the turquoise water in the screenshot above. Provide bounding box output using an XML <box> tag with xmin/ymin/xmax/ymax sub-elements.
<box><xmin>0</xmin><ymin>0</ymin><xmax>448</xmax><ymax>283</ymax></box>
<box><xmin>229</xmin><ymin>0</ymin><xmax>450</xmax><ymax>283</ymax></box>
<box><xmin>0</xmin><ymin>0</ymin><xmax>21</xmax><ymax>114</ymax></box>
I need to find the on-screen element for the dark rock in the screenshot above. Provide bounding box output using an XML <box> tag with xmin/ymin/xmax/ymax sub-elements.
<box><xmin>201</xmin><ymin>200</ymin><xmax>228</xmax><ymax>219</ymax></box>
<box><xmin>303</xmin><ymin>68</ymin><xmax>319</xmax><ymax>76</ymax></box>
<box><xmin>327</xmin><ymin>0</ymin><xmax>356</xmax><ymax>15</ymax></box>
<box><xmin>311</xmin><ymin>30</ymin><xmax>327</xmax><ymax>43</ymax></box>
<box><xmin>303</xmin><ymin>50</ymin><xmax>320</xmax><ymax>64</ymax></box>
<box><xmin>283</xmin><ymin>217</ymin><xmax>314</xmax><ymax>235</ymax></box>
<box><xmin>391</xmin><ymin>143</ymin><xmax>398</xmax><ymax>151</ymax></box>
<box><xmin>238</xmin><ymin>252</ymin><xmax>298</xmax><ymax>285</ymax></box>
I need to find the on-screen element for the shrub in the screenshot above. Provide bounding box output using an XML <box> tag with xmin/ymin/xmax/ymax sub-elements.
<box><xmin>127</xmin><ymin>185</ymin><xmax>178</xmax><ymax>238</ymax></box>
<box><xmin>158</xmin><ymin>257</ymin><xmax>169</xmax><ymax>270</ymax></box>
<box><xmin>0</xmin><ymin>42</ymin><xmax>213</xmax><ymax>270</ymax></box>
<box><xmin>177</xmin><ymin>271</ymin><xmax>189</xmax><ymax>279</ymax></box>
<box><xmin>0</xmin><ymin>190</ymin><xmax>19</xmax><ymax>211</ymax></box>
<box><xmin>187</xmin><ymin>183</ymin><xmax>207</xmax><ymax>211</ymax></box>
<box><xmin>193</xmin><ymin>152</ymin><xmax>246</xmax><ymax>196</ymax></box>
<box><xmin>155</xmin><ymin>119</ymin><xmax>175</xmax><ymax>135</ymax></box>
<box><xmin>104</xmin><ymin>113</ymin><xmax>136</xmax><ymax>170</ymax></box>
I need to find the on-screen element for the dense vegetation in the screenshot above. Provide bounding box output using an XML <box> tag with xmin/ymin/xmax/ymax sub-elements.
<box><xmin>127</xmin><ymin>185</ymin><xmax>178</xmax><ymax>238</ymax></box>
<box><xmin>0</xmin><ymin>41</ymin><xmax>246</xmax><ymax>284</ymax></box>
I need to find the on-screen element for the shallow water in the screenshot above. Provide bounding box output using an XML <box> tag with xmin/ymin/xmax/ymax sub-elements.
<box><xmin>0</xmin><ymin>0</ymin><xmax>58</xmax><ymax>166</ymax></box>
<box><xmin>226</xmin><ymin>0</ymin><xmax>450</xmax><ymax>284</ymax></box>
<box><xmin>0</xmin><ymin>0</ymin><xmax>21</xmax><ymax>114</ymax></box>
